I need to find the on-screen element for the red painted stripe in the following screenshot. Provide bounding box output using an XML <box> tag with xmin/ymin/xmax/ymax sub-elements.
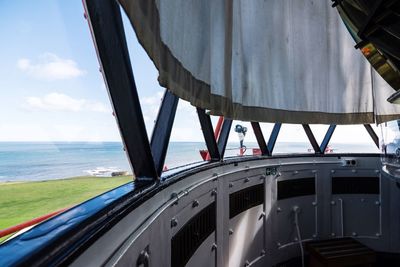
<box><xmin>0</xmin><ymin>207</ymin><xmax>69</xmax><ymax>239</ymax></box>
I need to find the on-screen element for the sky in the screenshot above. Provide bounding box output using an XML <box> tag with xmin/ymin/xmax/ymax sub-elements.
<box><xmin>0</xmin><ymin>1</ymin><xmax>382</xmax><ymax>147</ymax></box>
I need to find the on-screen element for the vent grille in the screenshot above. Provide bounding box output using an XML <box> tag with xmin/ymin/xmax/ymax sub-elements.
<box><xmin>171</xmin><ymin>202</ymin><xmax>216</xmax><ymax>267</ymax></box>
<box><xmin>229</xmin><ymin>184</ymin><xmax>264</xmax><ymax>219</ymax></box>
<box><xmin>277</xmin><ymin>177</ymin><xmax>315</xmax><ymax>200</ymax></box>
<box><xmin>332</xmin><ymin>177</ymin><xmax>379</xmax><ymax>194</ymax></box>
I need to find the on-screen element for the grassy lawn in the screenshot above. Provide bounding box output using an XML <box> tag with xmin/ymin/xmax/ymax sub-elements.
<box><xmin>0</xmin><ymin>176</ymin><xmax>133</xmax><ymax>241</ymax></box>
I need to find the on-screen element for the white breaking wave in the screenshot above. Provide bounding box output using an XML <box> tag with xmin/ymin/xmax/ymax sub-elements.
<box><xmin>84</xmin><ymin>167</ymin><xmax>121</xmax><ymax>177</ymax></box>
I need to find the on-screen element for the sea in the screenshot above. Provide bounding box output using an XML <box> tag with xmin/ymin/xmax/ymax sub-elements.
<box><xmin>0</xmin><ymin>141</ymin><xmax>380</xmax><ymax>182</ymax></box>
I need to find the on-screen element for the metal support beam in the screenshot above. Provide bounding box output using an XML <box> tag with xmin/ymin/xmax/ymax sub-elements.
<box><xmin>151</xmin><ymin>90</ymin><xmax>179</xmax><ymax>176</ymax></box>
<box><xmin>218</xmin><ymin>119</ymin><xmax>232</xmax><ymax>158</ymax></box>
<box><xmin>267</xmin><ymin>123</ymin><xmax>282</xmax><ymax>155</ymax></box>
<box><xmin>197</xmin><ymin>108</ymin><xmax>221</xmax><ymax>161</ymax></box>
<box><xmin>251</xmin><ymin>122</ymin><xmax>269</xmax><ymax>156</ymax></box>
<box><xmin>363</xmin><ymin>124</ymin><xmax>379</xmax><ymax>148</ymax></box>
<box><xmin>84</xmin><ymin>0</ymin><xmax>157</xmax><ymax>180</ymax></box>
<box><xmin>320</xmin><ymin>125</ymin><xmax>336</xmax><ymax>154</ymax></box>
<box><xmin>302</xmin><ymin>124</ymin><xmax>322</xmax><ymax>154</ymax></box>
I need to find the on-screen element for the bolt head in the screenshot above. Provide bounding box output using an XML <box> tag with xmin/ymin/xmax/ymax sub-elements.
<box><xmin>312</xmin><ymin>201</ymin><xmax>317</xmax><ymax>206</ymax></box>
<box><xmin>331</xmin><ymin>201</ymin><xmax>336</xmax><ymax>205</ymax></box>
<box><xmin>192</xmin><ymin>200</ymin><xmax>199</xmax><ymax>208</ymax></box>
<box><xmin>375</xmin><ymin>201</ymin><xmax>380</xmax><ymax>205</ymax></box>
<box><xmin>331</xmin><ymin>233</ymin><xmax>336</xmax><ymax>237</ymax></box>
<box><xmin>277</xmin><ymin>207</ymin><xmax>282</xmax><ymax>212</ymax></box>
<box><xmin>376</xmin><ymin>233</ymin><xmax>381</xmax><ymax>237</ymax></box>
<box><xmin>352</xmin><ymin>232</ymin><xmax>357</xmax><ymax>236</ymax></box>
<box><xmin>171</xmin><ymin>218</ymin><xmax>178</xmax><ymax>228</ymax></box>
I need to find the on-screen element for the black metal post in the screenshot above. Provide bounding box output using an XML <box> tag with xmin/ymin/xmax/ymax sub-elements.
<box><xmin>197</xmin><ymin>108</ymin><xmax>221</xmax><ymax>161</ymax></box>
<box><xmin>85</xmin><ymin>0</ymin><xmax>157</xmax><ymax>180</ymax></box>
<box><xmin>320</xmin><ymin>125</ymin><xmax>336</xmax><ymax>154</ymax></box>
<box><xmin>251</xmin><ymin>122</ymin><xmax>269</xmax><ymax>156</ymax></box>
<box><xmin>363</xmin><ymin>124</ymin><xmax>379</xmax><ymax>148</ymax></box>
<box><xmin>151</xmin><ymin>90</ymin><xmax>179</xmax><ymax>176</ymax></box>
<box><xmin>267</xmin><ymin>123</ymin><xmax>282</xmax><ymax>155</ymax></box>
<box><xmin>218</xmin><ymin>119</ymin><xmax>233</xmax><ymax>158</ymax></box>
<box><xmin>302</xmin><ymin>124</ymin><xmax>322</xmax><ymax>154</ymax></box>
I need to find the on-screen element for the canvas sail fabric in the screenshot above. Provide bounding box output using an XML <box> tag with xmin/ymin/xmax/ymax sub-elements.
<box><xmin>119</xmin><ymin>0</ymin><xmax>400</xmax><ymax>124</ymax></box>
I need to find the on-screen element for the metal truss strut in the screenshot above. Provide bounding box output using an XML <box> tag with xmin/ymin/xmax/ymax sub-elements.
<box><xmin>151</xmin><ymin>90</ymin><xmax>179</xmax><ymax>176</ymax></box>
<box><xmin>85</xmin><ymin>0</ymin><xmax>157</xmax><ymax>181</ymax></box>
<box><xmin>302</xmin><ymin>124</ymin><xmax>322</xmax><ymax>154</ymax></box>
<box><xmin>251</xmin><ymin>122</ymin><xmax>269</xmax><ymax>156</ymax></box>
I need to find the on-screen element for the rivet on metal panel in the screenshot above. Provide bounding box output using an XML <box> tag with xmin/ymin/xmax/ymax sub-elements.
<box><xmin>244</xmin><ymin>177</ymin><xmax>250</xmax><ymax>183</ymax></box>
<box><xmin>259</xmin><ymin>212</ymin><xmax>266</xmax><ymax>220</ymax></box>
<box><xmin>293</xmin><ymin>170</ymin><xmax>299</xmax><ymax>175</ymax></box>
<box><xmin>376</xmin><ymin>233</ymin><xmax>381</xmax><ymax>237</ymax></box>
<box><xmin>211</xmin><ymin>189</ymin><xmax>217</xmax><ymax>196</ymax></box>
<box><xmin>229</xmin><ymin>229</ymin><xmax>234</xmax><ymax>235</ymax></box>
<box><xmin>375</xmin><ymin>170</ymin><xmax>380</xmax><ymax>173</ymax></box>
<box><xmin>294</xmin><ymin>237</ymin><xmax>298</xmax><ymax>242</ymax></box>
<box><xmin>331</xmin><ymin>201</ymin><xmax>336</xmax><ymax>205</ymax></box>
<box><xmin>312</xmin><ymin>170</ymin><xmax>317</xmax><ymax>173</ymax></box>
<box><xmin>352</xmin><ymin>169</ymin><xmax>357</xmax><ymax>173</ymax></box>
<box><xmin>312</xmin><ymin>201</ymin><xmax>317</xmax><ymax>206</ymax></box>
<box><xmin>277</xmin><ymin>242</ymin><xmax>281</xmax><ymax>247</ymax></box>
<box><xmin>192</xmin><ymin>200</ymin><xmax>199</xmax><ymax>208</ymax></box>
<box><xmin>277</xmin><ymin>207</ymin><xmax>282</xmax><ymax>212</ymax></box>
<box><xmin>312</xmin><ymin>234</ymin><xmax>317</xmax><ymax>238</ymax></box>
<box><xmin>229</xmin><ymin>183</ymin><xmax>233</xmax><ymax>188</ymax></box>
<box><xmin>331</xmin><ymin>233</ymin><xmax>336</xmax><ymax>237</ymax></box>
<box><xmin>375</xmin><ymin>201</ymin><xmax>381</xmax><ymax>205</ymax></box>
<box><xmin>331</xmin><ymin>170</ymin><xmax>335</xmax><ymax>173</ymax></box>
<box><xmin>352</xmin><ymin>232</ymin><xmax>357</xmax><ymax>237</ymax></box>
<box><xmin>211</xmin><ymin>243</ymin><xmax>217</xmax><ymax>251</ymax></box>
<box><xmin>171</xmin><ymin>218</ymin><xmax>178</xmax><ymax>228</ymax></box>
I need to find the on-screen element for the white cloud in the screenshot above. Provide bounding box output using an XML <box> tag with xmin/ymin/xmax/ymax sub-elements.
<box><xmin>17</xmin><ymin>53</ymin><xmax>86</xmax><ymax>80</ymax></box>
<box><xmin>25</xmin><ymin>92</ymin><xmax>109</xmax><ymax>113</ymax></box>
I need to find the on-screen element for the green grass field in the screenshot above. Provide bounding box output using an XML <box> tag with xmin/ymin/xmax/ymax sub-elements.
<box><xmin>0</xmin><ymin>176</ymin><xmax>133</xmax><ymax>241</ymax></box>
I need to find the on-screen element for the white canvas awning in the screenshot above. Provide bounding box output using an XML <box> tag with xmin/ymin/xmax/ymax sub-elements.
<box><xmin>119</xmin><ymin>0</ymin><xmax>400</xmax><ymax>124</ymax></box>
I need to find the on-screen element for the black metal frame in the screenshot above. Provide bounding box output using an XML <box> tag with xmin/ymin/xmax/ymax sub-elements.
<box><xmin>217</xmin><ymin>119</ymin><xmax>232</xmax><ymax>158</ymax></box>
<box><xmin>267</xmin><ymin>123</ymin><xmax>282</xmax><ymax>155</ymax></box>
<box><xmin>364</xmin><ymin>124</ymin><xmax>379</xmax><ymax>148</ymax></box>
<box><xmin>302</xmin><ymin>124</ymin><xmax>322</xmax><ymax>154</ymax></box>
<box><xmin>86</xmin><ymin>0</ymin><xmax>382</xmax><ymax>182</ymax></box>
<box><xmin>85</xmin><ymin>0</ymin><xmax>157</xmax><ymax>181</ymax></box>
<box><xmin>320</xmin><ymin>125</ymin><xmax>336</xmax><ymax>153</ymax></box>
<box><xmin>197</xmin><ymin>108</ymin><xmax>221</xmax><ymax>161</ymax></box>
<box><xmin>251</xmin><ymin>122</ymin><xmax>269</xmax><ymax>156</ymax></box>
<box><xmin>151</xmin><ymin>90</ymin><xmax>179</xmax><ymax>176</ymax></box>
